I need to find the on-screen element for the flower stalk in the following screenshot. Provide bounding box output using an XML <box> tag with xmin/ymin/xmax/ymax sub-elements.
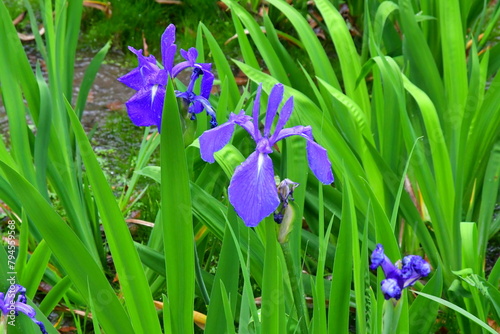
<box><xmin>278</xmin><ymin>203</ymin><xmax>310</xmax><ymax>334</ymax></box>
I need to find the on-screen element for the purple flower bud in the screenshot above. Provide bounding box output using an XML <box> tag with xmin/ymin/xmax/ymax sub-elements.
<box><xmin>370</xmin><ymin>244</ymin><xmax>431</xmax><ymax>300</ymax></box>
<box><xmin>381</xmin><ymin>278</ymin><xmax>402</xmax><ymax>300</ymax></box>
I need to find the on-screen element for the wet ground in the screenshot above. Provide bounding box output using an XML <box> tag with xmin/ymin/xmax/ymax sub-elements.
<box><xmin>0</xmin><ymin>46</ymin><xmax>151</xmax><ymax>193</ymax></box>
<box><xmin>0</xmin><ymin>47</ymin><xmax>132</xmax><ymax>134</ymax></box>
<box><xmin>74</xmin><ymin>50</ymin><xmax>132</xmax><ymax>130</ymax></box>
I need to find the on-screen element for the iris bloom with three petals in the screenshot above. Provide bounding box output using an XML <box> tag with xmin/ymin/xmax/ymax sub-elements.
<box><xmin>0</xmin><ymin>284</ymin><xmax>47</xmax><ymax>333</ymax></box>
<box><xmin>118</xmin><ymin>24</ymin><xmax>216</xmax><ymax>131</ymax></box>
<box><xmin>370</xmin><ymin>244</ymin><xmax>431</xmax><ymax>300</ymax></box>
<box><xmin>199</xmin><ymin>83</ymin><xmax>334</xmax><ymax>227</ymax></box>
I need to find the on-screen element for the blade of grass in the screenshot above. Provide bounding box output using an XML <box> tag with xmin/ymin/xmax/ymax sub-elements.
<box><xmin>20</xmin><ymin>240</ymin><xmax>51</xmax><ymax>300</ymax></box>
<box><xmin>75</xmin><ymin>41</ymin><xmax>111</xmax><ymax>119</ymax></box>
<box><xmin>408</xmin><ymin>266</ymin><xmax>443</xmax><ymax>334</ymax></box>
<box><xmin>413</xmin><ymin>291</ymin><xmax>498</xmax><ymax>334</ymax></box>
<box><xmin>315</xmin><ymin>0</ymin><xmax>371</xmax><ymax>120</ymax></box>
<box><xmin>201</xmin><ymin>23</ymin><xmax>239</xmax><ymax>110</ymax></box>
<box><xmin>220</xmin><ymin>282</ymin><xmax>237</xmax><ymax>333</ymax></box>
<box><xmin>135</xmin><ymin>162</ymin><xmax>268</xmax><ymax>284</ymax></box>
<box><xmin>438</xmin><ymin>0</ymin><xmax>468</xmax><ymax>158</ymax></box>
<box><xmin>0</xmin><ymin>12</ymin><xmax>36</xmax><ymax>184</ymax></box>
<box><xmin>477</xmin><ymin>143</ymin><xmax>500</xmax><ymax>272</ymax></box>
<box><xmin>66</xmin><ymin>101</ymin><xmax>162</xmax><ymax>333</ymax></box>
<box><xmin>38</xmin><ymin>276</ymin><xmax>73</xmax><ymax>316</ymax></box>
<box><xmin>205</xmin><ymin>209</ymin><xmax>240</xmax><ymax>333</ymax></box>
<box><xmin>328</xmin><ymin>175</ymin><xmax>354</xmax><ymax>333</ymax></box>
<box><xmin>261</xmin><ymin>219</ymin><xmax>282</xmax><ymax>333</ymax></box>
<box><xmin>31</xmin><ymin>63</ymin><xmax>51</xmax><ymax>201</ymax></box>
<box><xmin>401</xmin><ymin>74</ymin><xmax>457</xmax><ymax>267</ymax></box>
<box><xmin>160</xmin><ymin>79</ymin><xmax>195</xmax><ymax>334</ymax></box>
<box><xmin>0</xmin><ymin>161</ymin><xmax>134</xmax><ymax>333</ymax></box>
<box><xmin>262</xmin><ymin>13</ymin><xmax>314</xmax><ymax>98</ymax></box>
<box><xmin>399</xmin><ymin>0</ymin><xmax>445</xmax><ymax>112</ymax></box>
<box><xmin>225</xmin><ymin>212</ymin><xmax>262</xmax><ymax>334</ymax></box>
<box><xmin>266</xmin><ymin>0</ymin><xmax>340</xmax><ymax>90</ymax></box>
<box><xmin>224</xmin><ymin>0</ymin><xmax>290</xmax><ymax>85</ymax></box>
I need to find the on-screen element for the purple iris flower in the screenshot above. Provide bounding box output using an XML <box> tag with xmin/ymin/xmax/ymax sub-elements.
<box><xmin>118</xmin><ymin>24</ymin><xmax>216</xmax><ymax>131</ymax></box>
<box><xmin>199</xmin><ymin>83</ymin><xmax>334</xmax><ymax>227</ymax></box>
<box><xmin>174</xmin><ymin>49</ymin><xmax>217</xmax><ymax>127</ymax></box>
<box><xmin>370</xmin><ymin>244</ymin><xmax>431</xmax><ymax>300</ymax></box>
<box><xmin>0</xmin><ymin>284</ymin><xmax>47</xmax><ymax>333</ymax></box>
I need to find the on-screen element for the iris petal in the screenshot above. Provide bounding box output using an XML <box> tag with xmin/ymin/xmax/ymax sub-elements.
<box><xmin>264</xmin><ymin>83</ymin><xmax>284</xmax><ymax>137</ymax></box>
<box><xmin>370</xmin><ymin>244</ymin><xmax>431</xmax><ymax>300</ymax></box>
<box><xmin>381</xmin><ymin>278</ymin><xmax>402</xmax><ymax>300</ymax></box>
<box><xmin>272</xmin><ymin>126</ymin><xmax>334</xmax><ymax>184</ymax></box>
<box><xmin>186</xmin><ymin>48</ymin><xmax>198</xmax><ymax>63</ymax></box>
<box><xmin>171</xmin><ymin>61</ymin><xmax>192</xmax><ymax>77</ymax></box>
<box><xmin>228</xmin><ymin>152</ymin><xmax>280</xmax><ymax>227</ymax></box>
<box><xmin>125</xmin><ymin>86</ymin><xmax>165</xmax><ymax>129</ymax></box>
<box><xmin>14</xmin><ymin>301</ymin><xmax>36</xmax><ymax>318</ymax></box>
<box><xmin>306</xmin><ymin>140</ymin><xmax>334</xmax><ymax>184</ymax></box>
<box><xmin>199</xmin><ymin>121</ymin><xmax>236</xmax><ymax>163</ymax></box>
<box><xmin>272</xmin><ymin>96</ymin><xmax>294</xmax><ymax>137</ymax></box>
<box><xmin>200</xmin><ymin>69</ymin><xmax>214</xmax><ymax>99</ymax></box>
<box><xmin>161</xmin><ymin>24</ymin><xmax>176</xmax><ymax>73</ymax></box>
<box><xmin>118</xmin><ymin>48</ymin><xmax>160</xmax><ymax>90</ymax></box>
<box><xmin>370</xmin><ymin>244</ymin><xmax>386</xmax><ymax>270</ymax></box>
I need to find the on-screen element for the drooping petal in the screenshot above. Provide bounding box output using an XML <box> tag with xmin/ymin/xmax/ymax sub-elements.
<box><xmin>161</xmin><ymin>24</ymin><xmax>177</xmax><ymax>73</ymax></box>
<box><xmin>305</xmin><ymin>140</ymin><xmax>334</xmax><ymax>184</ymax></box>
<box><xmin>200</xmin><ymin>68</ymin><xmax>214</xmax><ymax>99</ymax></box>
<box><xmin>381</xmin><ymin>278</ymin><xmax>402</xmax><ymax>300</ymax></box>
<box><xmin>118</xmin><ymin>68</ymin><xmax>146</xmax><ymax>91</ymax></box>
<box><xmin>413</xmin><ymin>257</ymin><xmax>431</xmax><ymax>276</ymax></box>
<box><xmin>228</xmin><ymin>151</ymin><xmax>280</xmax><ymax>227</ymax></box>
<box><xmin>14</xmin><ymin>301</ymin><xmax>36</xmax><ymax>318</ymax></box>
<box><xmin>125</xmin><ymin>85</ymin><xmax>165</xmax><ymax>129</ymax></box>
<box><xmin>401</xmin><ymin>255</ymin><xmax>431</xmax><ymax>288</ymax></box>
<box><xmin>271</xmin><ymin>125</ymin><xmax>310</xmax><ymax>145</ymax></box>
<box><xmin>272</xmin><ymin>125</ymin><xmax>334</xmax><ymax>184</ymax></box>
<box><xmin>252</xmin><ymin>84</ymin><xmax>263</xmax><ymax>141</ymax></box>
<box><xmin>0</xmin><ymin>294</ymin><xmax>6</xmax><ymax>314</ymax></box>
<box><xmin>14</xmin><ymin>301</ymin><xmax>48</xmax><ymax>334</ymax></box>
<box><xmin>199</xmin><ymin>119</ymin><xmax>237</xmax><ymax>163</ymax></box>
<box><xmin>193</xmin><ymin>95</ymin><xmax>218</xmax><ymax>127</ymax></box>
<box><xmin>35</xmin><ymin>320</ymin><xmax>48</xmax><ymax>334</ymax></box>
<box><xmin>264</xmin><ymin>83</ymin><xmax>284</xmax><ymax>137</ymax></box>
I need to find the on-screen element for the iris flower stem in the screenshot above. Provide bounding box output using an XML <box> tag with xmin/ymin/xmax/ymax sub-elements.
<box><xmin>280</xmin><ymin>240</ymin><xmax>310</xmax><ymax>333</ymax></box>
<box><xmin>0</xmin><ymin>315</ymin><xmax>6</xmax><ymax>334</ymax></box>
<box><xmin>261</xmin><ymin>219</ymin><xmax>280</xmax><ymax>333</ymax></box>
